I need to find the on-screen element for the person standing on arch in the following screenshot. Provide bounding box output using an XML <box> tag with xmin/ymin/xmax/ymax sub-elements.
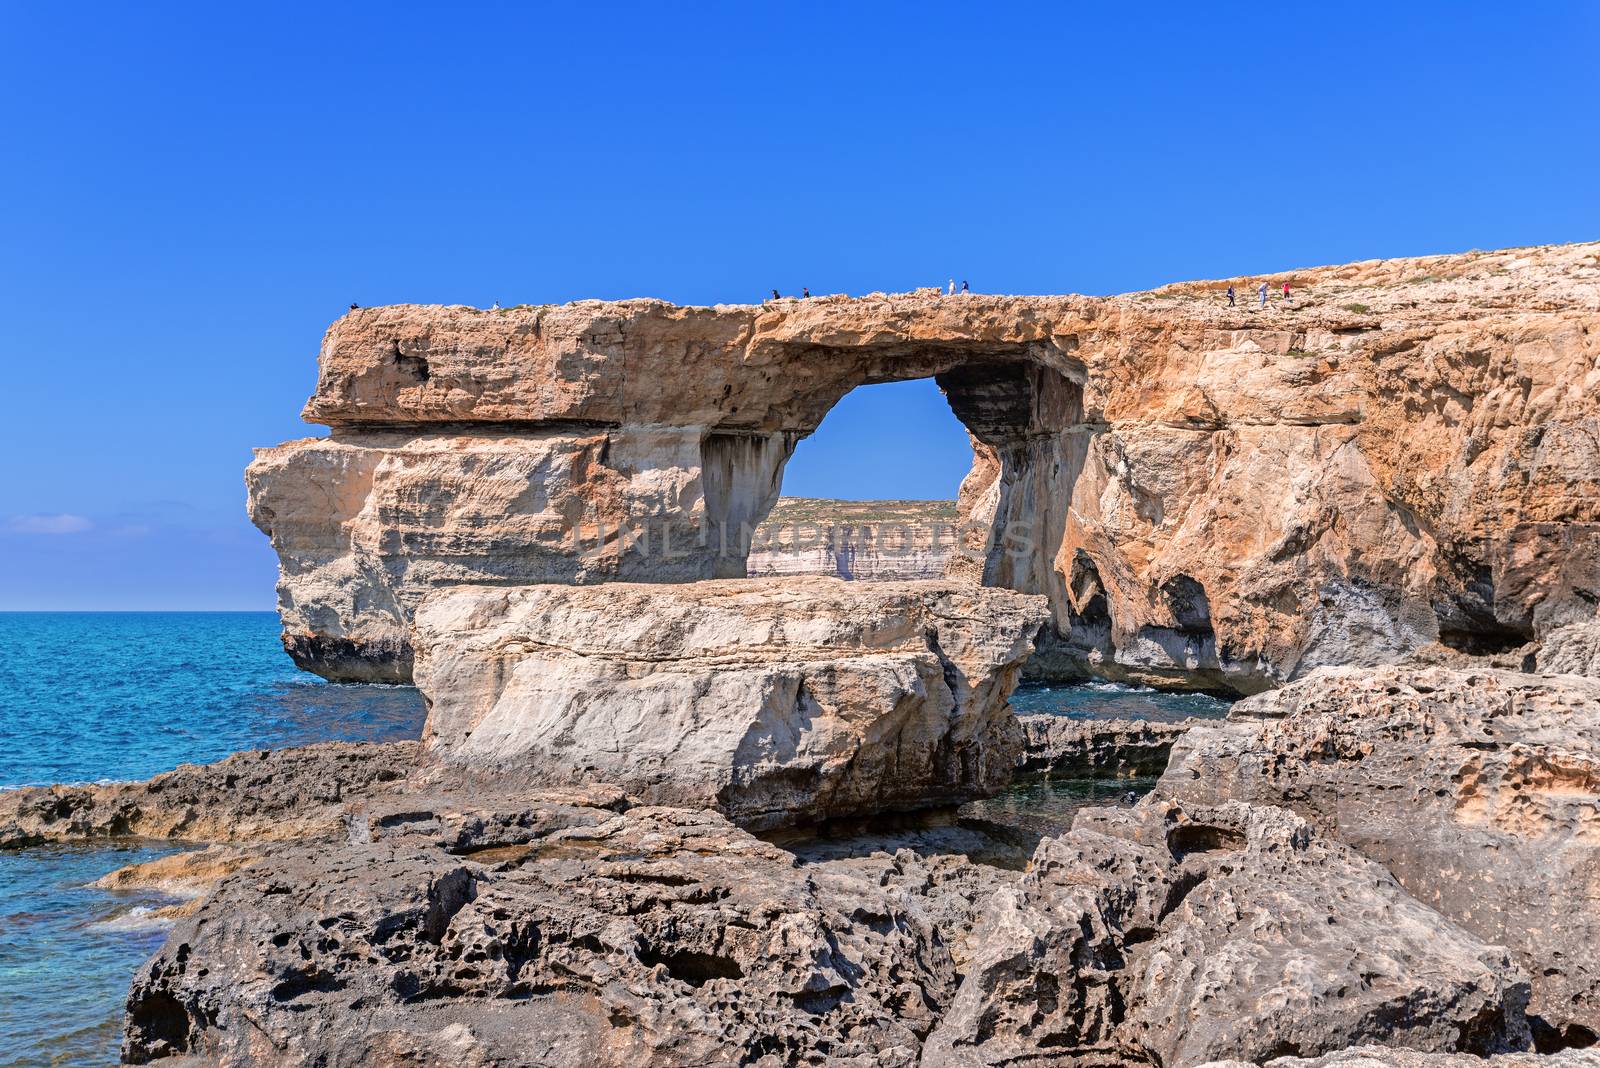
<box><xmin>947</xmin><ymin>279</ymin><xmax>955</xmax><ymax>296</ymax></box>
<box><xmin>961</xmin><ymin>279</ymin><xmax>969</xmax><ymax>294</ymax></box>
<box><xmin>1258</xmin><ymin>282</ymin><xmax>1268</xmax><ymax>307</ymax></box>
<box><xmin>1226</xmin><ymin>284</ymin><xmax>1235</xmax><ymax>306</ymax></box>
<box><xmin>1282</xmin><ymin>281</ymin><xmax>1291</xmax><ymax>302</ymax></box>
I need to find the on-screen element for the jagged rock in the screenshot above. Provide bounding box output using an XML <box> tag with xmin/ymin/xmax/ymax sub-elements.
<box><xmin>922</xmin><ymin>799</ymin><xmax>1531</xmax><ymax>1068</ymax></box>
<box><xmin>122</xmin><ymin>796</ymin><xmax>969</xmax><ymax>1067</ymax></box>
<box><xmin>1150</xmin><ymin>666</ymin><xmax>1600</xmax><ymax>1047</ymax></box>
<box><xmin>1536</xmin><ymin>622</ymin><xmax>1600</xmax><ymax>677</ymax></box>
<box><xmin>1015</xmin><ymin>714</ymin><xmax>1198</xmax><ymax>777</ymax></box>
<box><xmin>0</xmin><ymin>741</ymin><xmax>418</xmax><ymax>848</ymax></box>
<box><xmin>411</xmin><ymin>578</ymin><xmax>1048</xmax><ymax>829</ymax></box>
<box><xmin>249</xmin><ymin>243</ymin><xmax>1600</xmax><ymax>692</ymax></box>
<box><xmin>1196</xmin><ymin>1047</ymin><xmax>1600</xmax><ymax>1068</ymax></box>
<box><xmin>15</xmin><ymin>703</ymin><xmax>1550</xmax><ymax>1066</ymax></box>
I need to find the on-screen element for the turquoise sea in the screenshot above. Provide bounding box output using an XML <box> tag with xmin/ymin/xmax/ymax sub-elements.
<box><xmin>0</xmin><ymin>613</ymin><xmax>427</xmax><ymax>1068</ymax></box>
<box><xmin>0</xmin><ymin>613</ymin><xmax>1230</xmax><ymax>1066</ymax></box>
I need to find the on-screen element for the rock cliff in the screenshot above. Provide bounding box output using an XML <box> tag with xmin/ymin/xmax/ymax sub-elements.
<box><xmin>246</xmin><ymin>241</ymin><xmax>1600</xmax><ymax>693</ymax></box>
<box><xmin>744</xmin><ymin>498</ymin><xmax>957</xmax><ymax>580</ymax></box>
<box><xmin>249</xmin><ymin>242</ymin><xmax>1600</xmax><ymax>693</ymax></box>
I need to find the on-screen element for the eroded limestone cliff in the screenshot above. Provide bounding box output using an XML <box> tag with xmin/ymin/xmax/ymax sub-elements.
<box><xmin>249</xmin><ymin>242</ymin><xmax>1600</xmax><ymax>692</ymax></box>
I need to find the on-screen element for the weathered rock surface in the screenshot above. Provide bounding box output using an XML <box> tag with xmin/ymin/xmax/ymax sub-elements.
<box><xmin>123</xmin><ymin>795</ymin><xmax>970</xmax><ymax>1067</ymax></box>
<box><xmin>1015</xmin><ymin>713</ymin><xmax>1198</xmax><ymax>777</ymax></box>
<box><xmin>924</xmin><ymin>799</ymin><xmax>1531</xmax><ymax>1068</ymax></box>
<box><xmin>109</xmin><ymin>757</ymin><xmax>1537</xmax><ymax>1068</ymax></box>
<box><xmin>250</xmin><ymin>242</ymin><xmax>1600</xmax><ymax>692</ymax></box>
<box><xmin>2</xmin><ymin>687</ymin><xmax>1572</xmax><ymax>1067</ymax></box>
<box><xmin>411</xmin><ymin>578</ymin><xmax>1047</xmax><ymax>829</ymax></box>
<box><xmin>1536</xmin><ymin>621</ymin><xmax>1600</xmax><ymax>678</ymax></box>
<box><xmin>0</xmin><ymin>741</ymin><xmax>417</xmax><ymax>847</ymax></box>
<box><xmin>1150</xmin><ymin>666</ymin><xmax>1600</xmax><ymax>1047</ymax></box>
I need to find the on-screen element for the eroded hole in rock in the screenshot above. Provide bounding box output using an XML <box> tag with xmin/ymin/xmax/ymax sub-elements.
<box><xmin>1437</xmin><ymin>626</ymin><xmax>1530</xmax><ymax>657</ymax></box>
<box><xmin>1069</xmin><ymin>552</ymin><xmax>1112</xmax><ymax>629</ymax></box>
<box><xmin>1532</xmin><ymin>1018</ymin><xmax>1599</xmax><ymax>1054</ymax></box>
<box><xmin>740</xmin><ymin>378</ymin><xmax>973</xmax><ymax>583</ymax></box>
<box><xmin>732</xmin><ymin>360</ymin><xmax>1083</xmax><ymax>634</ymax></box>
<box><xmin>421</xmin><ymin>867</ymin><xmax>476</xmax><ymax>944</ymax></box>
<box><xmin>1167</xmin><ymin>823</ymin><xmax>1246</xmax><ymax>860</ymax></box>
<box><xmin>126</xmin><ymin>992</ymin><xmax>191</xmax><ymax>1056</ymax></box>
<box><xmin>1160</xmin><ymin>574</ymin><xmax>1213</xmax><ymax>636</ymax></box>
<box><xmin>391</xmin><ymin>341</ymin><xmax>430</xmax><ymax>383</ymax></box>
<box><xmin>1433</xmin><ymin>557</ymin><xmax>1532</xmax><ymax>656</ymax></box>
<box><xmin>636</xmin><ymin>946</ymin><xmax>744</xmax><ymax>987</ymax></box>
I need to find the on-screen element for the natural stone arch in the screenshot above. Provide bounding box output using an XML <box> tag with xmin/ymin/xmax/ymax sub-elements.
<box><xmin>251</xmin><ymin>246</ymin><xmax>1600</xmax><ymax>692</ymax></box>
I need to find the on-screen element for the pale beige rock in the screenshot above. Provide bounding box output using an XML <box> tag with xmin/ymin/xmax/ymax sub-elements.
<box><xmin>249</xmin><ymin>242</ymin><xmax>1600</xmax><ymax>692</ymax></box>
<box><xmin>411</xmin><ymin>578</ymin><xmax>1048</xmax><ymax>829</ymax></box>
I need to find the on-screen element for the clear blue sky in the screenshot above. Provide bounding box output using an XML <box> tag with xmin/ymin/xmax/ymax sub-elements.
<box><xmin>2</xmin><ymin>3</ymin><xmax>1595</xmax><ymax>609</ymax></box>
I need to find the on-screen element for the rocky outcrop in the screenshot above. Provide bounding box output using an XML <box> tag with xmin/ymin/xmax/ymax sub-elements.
<box><xmin>4</xmin><ymin>667</ymin><xmax>1584</xmax><ymax>1066</ymax></box>
<box><xmin>1149</xmin><ymin>666</ymin><xmax>1600</xmax><ymax>1048</ymax></box>
<box><xmin>1015</xmin><ymin>714</ymin><xmax>1198</xmax><ymax>777</ymax></box>
<box><xmin>122</xmin><ymin>792</ymin><xmax>971</xmax><ymax>1067</ymax></box>
<box><xmin>411</xmin><ymin>578</ymin><xmax>1047</xmax><ymax>829</ymax></box>
<box><xmin>0</xmin><ymin>741</ymin><xmax>417</xmax><ymax>847</ymax></box>
<box><xmin>107</xmin><ymin>750</ymin><xmax>1541</xmax><ymax>1068</ymax></box>
<box><xmin>923</xmin><ymin>798</ymin><xmax>1531</xmax><ymax>1067</ymax></box>
<box><xmin>249</xmin><ymin>243</ymin><xmax>1600</xmax><ymax>693</ymax></box>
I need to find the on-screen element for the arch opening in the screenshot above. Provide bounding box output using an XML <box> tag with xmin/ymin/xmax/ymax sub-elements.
<box><xmin>716</xmin><ymin>353</ymin><xmax>1091</xmax><ymax>668</ymax></box>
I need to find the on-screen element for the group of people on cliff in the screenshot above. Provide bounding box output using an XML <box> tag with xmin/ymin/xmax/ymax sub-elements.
<box><xmin>1226</xmin><ymin>281</ymin><xmax>1292</xmax><ymax>307</ymax></box>
<box><xmin>768</xmin><ymin>279</ymin><xmax>971</xmax><ymax>302</ymax></box>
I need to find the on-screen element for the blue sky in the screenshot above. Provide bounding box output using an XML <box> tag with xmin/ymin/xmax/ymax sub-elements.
<box><xmin>1</xmin><ymin>2</ymin><xmax>1596</xmax><ymax>609</ymax></box>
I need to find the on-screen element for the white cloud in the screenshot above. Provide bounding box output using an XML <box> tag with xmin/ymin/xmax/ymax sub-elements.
<box><xmin>7</xmin><ymin>513</ymin><xmax>93</xmax><ymax>534</ymax></box>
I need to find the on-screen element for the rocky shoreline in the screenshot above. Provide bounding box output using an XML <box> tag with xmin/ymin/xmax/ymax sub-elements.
<box><xmin>6</xmin><ymin>241</ymin><xmax>1600</xmax><ymax>1065</ymax></box>
<box><xmin>4</xmin><ymin>662</ymin><xmax>1598</xmax><ymax>1065</ymax></box>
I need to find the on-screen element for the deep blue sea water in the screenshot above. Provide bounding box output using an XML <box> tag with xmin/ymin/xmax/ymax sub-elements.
<box><xmin>0</xmin><ymin>613</ymin><xmax>426</xmax><ymax>1067</ymax></box>
<box><xmin>0</xmin><ymin>613</ymin><xmax>424</xmax><ymax>788</ymax></box>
